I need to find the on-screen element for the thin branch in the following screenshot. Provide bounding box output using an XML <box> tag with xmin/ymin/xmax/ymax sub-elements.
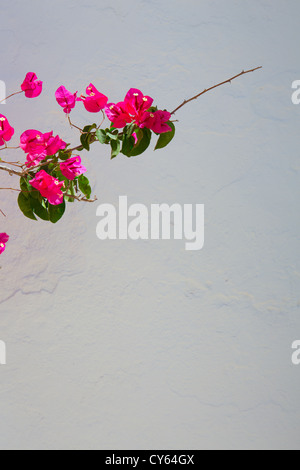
<box><xmin>0</xmin><ymin>159</ymin><xmax>23</xmax><ymax>168</ymax></box>
<box><xmin>97</xmin><ymin>110</ymin><xmax>106</xmax><ymax>129</ymax></box>
<box><xmin>0</xmin><ymin>164</ymin><xmax>23</xmax><ymax>177</ymax></box>
<box><xmin>0</xmin><ymin>208</ymin><xmax>6</xmax><ymax>217</ymax></box>
<box><xmin>67</xmin><ymin>114</ymin><xmax>83</xmax><ymax>133</ymax></box>
<box><xmin>171</xmin><ymin>66</ymin><xmax>263</xmax><ymax>115</ymax></box>
<box><xmin>65</xmin><ymin>193</ymin><xmax>97</xmax><ymax>203</ymax></box>
<box><xmin>0</xmin><ymin>187</ymin><xmax>21</xmax><ymax>192</ymax></box>
<box><xmin>0</xmin><ymin>146</ymin><xmax>21</xmax><ymax>151</ymax></box>
<box><xmin>0</xmin><ymin>90</ymin><xmax>23</xmax><ymax>104</ymax></box>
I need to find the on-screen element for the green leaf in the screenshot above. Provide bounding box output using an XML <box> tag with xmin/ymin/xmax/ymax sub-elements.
<box><xmin>110</xmin><ymin>139</ymin><xmax>121</xmax><ymax>159</ymax></box>
<box><xmin>107</xmin><ymin>131</ymin><xmax>119</xmax><ymax>141</ymax></box>
<box><xmin>78</xmin><ymin>175</ymin><xmax>92</xmax><ymax>199</ymax></box>
<box><xmin>20</xmin><ymin>177</ymin><xmax>30</xmax><ymax>197</ymax></box>
<box><xmin>82</xmin><ymin>124</ymin><xmax>97</xmax><ymax>134</ymax></box>
<box><xmin>121</xmin><ymin>134</ymin><xmax>135</xmax><ymax>157</ymax></box>
<box><xmin>154</xmin><ymin>122</ymin><xmax>176</xmax><ymax>150</ymax></box>
<box><xmin>18</xmin><ymin>192</ymin><xmax>37</xmax><ymax>221</ymax></box>
<box><xmin>58</xmin><ymin>150</ymin><xmax>71</xmax><ymax>161</ymax></box>
<box><xmin>29</xmin><ymin>195</ymin><xmax>50</xmax><ymax>221</ymax></box>
<box><xmin>130</xmin><ymin>128</ymin><xmax>152</xmax><ymax>157</ymax></box>
<box><xmin>48</xmin><ymin>199</ymin><xmax>66</xmax><ymax>224</ymax></box>
<box><xmin>124</xmin><ymin>122</ymin><xmax>136</xmax><ymax>138</ymax></box>
<box><xmin>80</xmin><ymin>133</ymin><xmax>90</xmax><ymax>151</ymax></box>
<box><xmin>95</xmin><ymin>129</ymin><xmax>108</xmax><ymax>144</ymax></box>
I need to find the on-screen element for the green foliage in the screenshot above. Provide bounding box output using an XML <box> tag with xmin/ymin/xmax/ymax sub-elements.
<box><xmin>154</xmin><ymin>122</ymin><xmax>176</xmax><ymax>150</ymax></box>
<box><xmin>110</xmin><ymin>139</ymin><xmax>121</xmax><ymax>159</ymax></box>
<box><xmin>80</xmin><ymin>124</ymin><xmax>97</xmax><ymax>150</ymax></box>
<box><xmin>78</xmin><ymin>175</ymin><xmax>92</xmax><ymax>199</ymax></box>
<box><xmin>95</xmin><ymin>129</ymin><xmax>108</xmax><ymax>144</ymax></box>
<box><xmin>18</xmin><ymin>192</ymin><xmax>37</xmax><ymax>221</ymax></box>
<box><xmin>48</xmin><ymin>199</ymin><xmax>66</xmax><ymax>224</ymax></box>
<box><xmin>130</xmin><ymin>128</ymin><xmax>151</xmax><ymax>157</ymax></box>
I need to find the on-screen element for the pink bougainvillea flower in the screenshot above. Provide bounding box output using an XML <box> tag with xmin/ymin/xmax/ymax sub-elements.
<box><xmin>20</xmin><ymin>130</ymin><xmax>66</xmax><ymax>167</ymax></box>
<box><xmin>45</xmin><ymin>132</ymin><xmax>66</xmax><ymax>156</ymax></box>
<box><xmin>55</xmin><ymin>86</ymin><xmax>77</xmax><ymax>114</ymax></box>
<box><xmin>77</xmin><ymin>84</ymin><xmax>108</xmax><ymax>113</ymax></box>
<box><xmin>0</xmin><ymin>114</ymin><xmax>14</xmax><ymax>145</ymax></box>
<box><xmin>140</xmin><ymin>110</ymin><xmax>172</xmax><ymax>134</ymax></box>
<box><xmin>105</xmin><ymin>102</ymin><xmax>132</xmax><ymax>128</ymax></box>
<box><xmin>21</xmin><ymin>72</ymin><xmax>43</xmax><ymax>98</ymax></box>
<box><xmin>29</xmin><ymin>170</ymin><xmax>64</xmax><ymax>206</ymax></box>
<box><xmin>124</xmin><ymin>88</ymin><xmax>154</xmax><ymax>119</ymax></box>
<box><xmin>20</xmin><ymin>130</ymin><xmax>47</xmax><ymax>156</ymax></box>
<box><xmin>0</xmin><ymin>233</ymin><xmax>9</xmax><ymax>255</ymax></box>
<box><xmin>25</xmin><ymin>151</ymin><xmax>47</xmax><ymax>168</ymax></box>
<box><xmin>60</xmin><ymin>156</ymin><xmax>87</xmax><ymax>180</ymax></box>
<box><xmin>105</xmin><ymin>88</ymin><xmax>156</xmax><ymax>129</ymax></box>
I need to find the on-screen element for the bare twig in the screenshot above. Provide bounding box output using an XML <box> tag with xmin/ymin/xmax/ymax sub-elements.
<box><xmin>0</xmin><ymin>90</ymin><xmax>23</xmax><ymax>104</ymax></box>
<box><xmin>67</xmin><ymin>115</ymin><xmax>83</xmax><ymax>133</ymax></box>
<box><xmin>0</xmin><ymin>187</ymin><xmax>21</xmax><ymax>192</ymax></box>
<box><xmin>0</xmin><ymin>159</ymin><xmax>23</xmax><ymax>168</ymax></box>
<box><xmin>97</xmin><ymin>110</ymin><xmax>106</xmax><ymax>129</ymax></box>
<box><xmin>0</xmin><ymin>164</ymin><xmax>23</xmax><ymax>177</ymax></box>
<box><xmin>0</xmin><ymin>208</ymin><xmax>6</xmax><ymax>217</ymax></box>
<box><xmin>171</xmin><ymin>66</ymin><xmax>262</xmax><ymax>115</ymax></box>
<box><xmin>65</xmin><ymin>193</ymin><xmax>97</xmax><ymax>203</ymax></box>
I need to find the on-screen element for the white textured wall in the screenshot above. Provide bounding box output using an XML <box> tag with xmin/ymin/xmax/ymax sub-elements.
<box><xmin>0</xmin><ymin>0</ymin><xmax>300</xmax><ymax>450</ymax></box>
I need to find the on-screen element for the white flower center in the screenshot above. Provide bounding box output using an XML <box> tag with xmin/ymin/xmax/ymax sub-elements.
<box><xmin>0</xmin><ymin>243</ymin><xmax>4</xmax><ymax>248</ymax></box>
<box><xmin>143</xmin><ymin>97</ymin><xmax>148</xmax><ymax>102</ymax></box>
<box><xmin>133</xmin><ymin>93</ymin><xmax>139</xmax><ymax>97</ymax></box>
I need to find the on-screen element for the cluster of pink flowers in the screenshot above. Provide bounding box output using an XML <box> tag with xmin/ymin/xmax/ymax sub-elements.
<box><xmin>105</xmin><ymin>88</ymin><xmax>172</xmax><ymax>134</ymax></box>
<box><xmin>20</xmin><ymin>130</ymin><xmax>67</xmax><ymax>167</ymax></box>
<box><xmin>1</xmin><ymin>73</ymin><xmax>44</xmax><ymax>255</ymax></box>
<box><xmin>0</xmin><ymin>73</ymin><xmax>43</xmax><ymax>148</ymax></box>
<box><xmin>28</xmin><ymin>156</ymin><xmax>86</xmax><ymax>206</ymax></box>
<box><xmin>55</xmin><ymin>84</ymin><xmax>108</xmax><ymax>114</ymax></box>
<box><xmin>54</xmin><ymin>84</ymin><xmax>171</xmax><ymax>134</ymax></box>
<box><xmin>29</xmin><ymin>170</ymin><xmax>65</xmax><ymax>206</ymax></box>
<box><xmin>1</xmin><ymin>73</ymin><xmax>173</xmax><ymax>256</ymax></box>
<box><xmin>60</xmin><ymin>156</ymin><xmax>86</xmax><ymax>180</ymax></box>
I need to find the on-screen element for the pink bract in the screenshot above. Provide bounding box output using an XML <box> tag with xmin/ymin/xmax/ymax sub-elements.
<box><xmin>140</xmin><ymin>110</ymin><xmax>172</xmax><ymax>134</ymax></box>
<box><xmin>0</xmin><ymin>233</ymin><xmax>9</xmax><ymax>255</ymax></box>
<box><xmin>29</xmin><ymin>170</ymin><xmax>64</xmax><ymax>206</ymax></box>
<box><xmin>20</xmin><ymin>130</ymin><xmax>47</xmax><ymax>156</ymax></box>
<box><xmin>21</xmin><ymin>72</ymin><xmax>43</xmax><ymax>98</ymax></box>
<box><xmin>0</xmin><ymin>114</ymin><xmax>14</xmax><ymax>146</ymax></box>
<box><xmin>20</xmin><ymin>130</ymin><xmax>66</xmax><ymax>167</ymax></box>
<box><xmin>55</xmin><ymin>86</ymin><xmax>77</xmax><ymax>114</ymax></box>
<box><xmin>77</xmin><ymin>83</ymin><xmax>108</xmax><ymax>113</ymax></box>
<box><xmin>104</xmin><ymin>88</ymin><xmax>171</xmax><ymax>133</ymax></box>
<box><xmin>46</xmin><ymin>133</ymin><xmax>66</xmax><ymax>156</ymax></box>
<box><xmin>124</xmin><ymin>88</ymin><xmax>154</xmax><ymax>118</ymax></box>
<box><xmin>105</xmin><ymin>102</ymin><xmax>132</xmax><ymax>128</ymax></box>
<box><xmin>60</xmin><ymin>156</ymin><xmax>87</xmax><ymax>180</ymax></box>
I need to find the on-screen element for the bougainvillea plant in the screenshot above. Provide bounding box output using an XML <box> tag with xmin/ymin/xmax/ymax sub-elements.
<box><xmin>0</xmin><ymin>67</ymin><xmax>262</xmax><ymax>255</ymax></box>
